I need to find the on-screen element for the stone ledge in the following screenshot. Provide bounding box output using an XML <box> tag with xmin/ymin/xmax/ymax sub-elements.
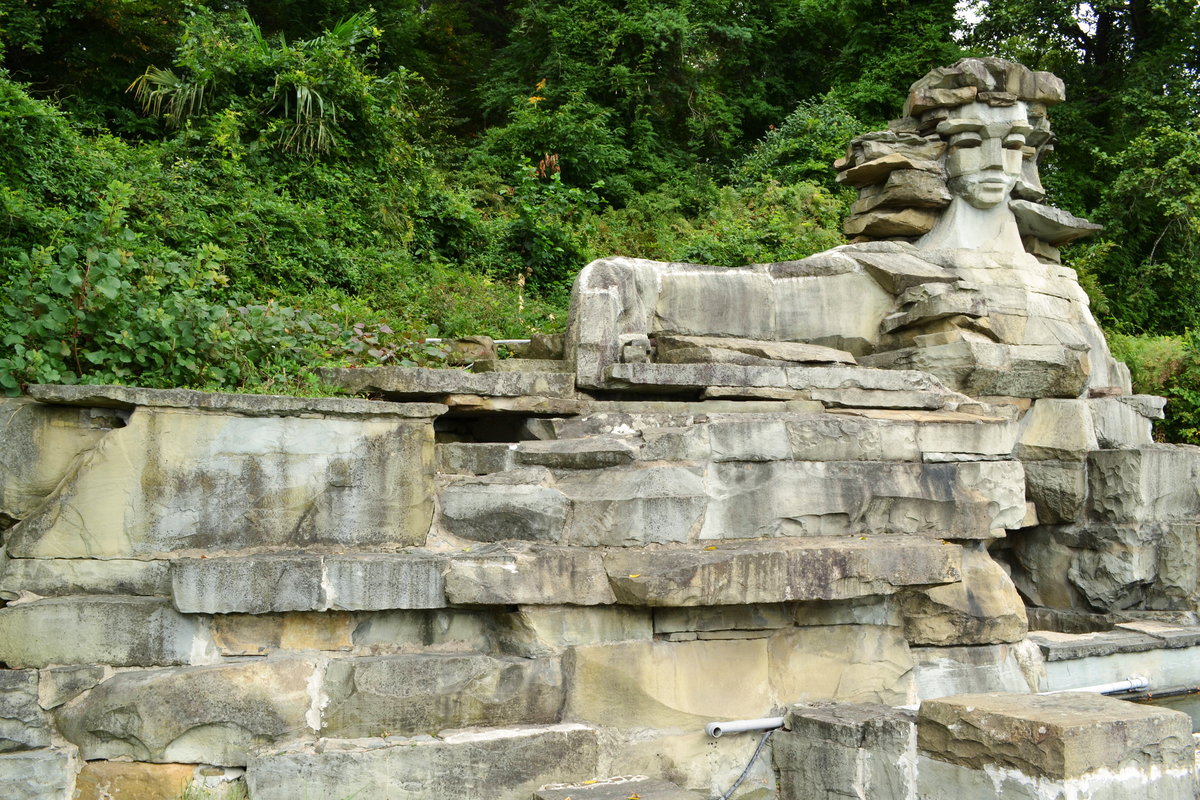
<box><xmin>917</xmin><ymin>691</ymin><xmax>1194</xmax><ymax>780</ymax></box>
<box><xmin>316</xmin><ymin>367</ymin><xmax>576</xmax><ymax>400</ymax></box>
<box><xmin>26</xmin><ymin>383</ymin><xmax>445</xmax><ymax>419</ymax></box>
<box><xmin>1028</xmin><ymin>629</ymin><xmax>1169</xmax><ymax>661</ymax></box>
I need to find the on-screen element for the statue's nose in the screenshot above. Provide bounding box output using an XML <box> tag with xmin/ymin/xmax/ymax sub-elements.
<box><xmin>981</xmin><ymin>137</ymin><xmax>1005</xmax><ymax>170</ymax></box>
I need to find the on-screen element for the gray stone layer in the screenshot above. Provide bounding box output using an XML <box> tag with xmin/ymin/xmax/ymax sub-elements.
<box><xmin>0</xmin><ymin>558</ymin><xmax>171</xmax><ymax>600</ymax></box>
<box><xmin>0</xmin><ymin>747</ymin><xmax>77</xmax><ymax>800</ymax></box>
<box><xmin>0</xmin><ymin>670</ymin><xmax>49</xmax><ymax>751</ymax></box>
<box><xmin>316</xmin><ymin>366</ymin><xmax>575</xmax><ymax>399</ymax></box>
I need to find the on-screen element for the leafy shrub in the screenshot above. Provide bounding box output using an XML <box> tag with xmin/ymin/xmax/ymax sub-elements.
<box><xmin>1108</xmin><ymin>331</ymin><xmax>1200</xmax><ymax>444</ymax></box>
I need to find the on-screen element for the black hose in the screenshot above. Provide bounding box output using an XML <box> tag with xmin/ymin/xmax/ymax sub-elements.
<box><xmin>715</xmin><ymin>727</ymin><xmax>778</xmax><ymax>800</ymax></box>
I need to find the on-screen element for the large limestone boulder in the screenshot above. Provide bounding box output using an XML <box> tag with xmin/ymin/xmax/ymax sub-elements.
<box><xmin>6</xmin><ymin>407</ymin><xmax>435</xmax><ymax>558</ymax></box>
<box><xmin>57</xmin><ymin>659</ymin><xmax>317</xmax><ymax>765</ymax></box>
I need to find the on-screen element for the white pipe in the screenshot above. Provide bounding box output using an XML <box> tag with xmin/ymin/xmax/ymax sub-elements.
<box><xmin>1043</xmin><ymin>677</ymin><xmax>1150</xmax><ymax>695</ymax></box>
<box><xmin>706</xmin><ymin>716</ymin><xmax>786</xmax><ymax>738</ymax></box>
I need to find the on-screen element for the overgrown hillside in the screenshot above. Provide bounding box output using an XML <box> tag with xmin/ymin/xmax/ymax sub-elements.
<box><xmin>1</xmin><ymin>0</ymin><xmax>1198</xmax><ymax>438</ymax></box>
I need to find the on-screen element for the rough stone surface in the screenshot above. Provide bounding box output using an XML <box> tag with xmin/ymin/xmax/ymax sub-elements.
<box><xmin>58</xmin><ymin>659</ymin><xmax>316</xmax><ymax>765</ymax></box>
<box><xmin>440</xmin><ymin>474</ymin><xmax>569</xmax><ymax>543</ymax></box>
<box><xmin>436</xmin><ymin>442</ymin><xmax>514</xmax><ymax>475</ymax></box>
<box><xmin>26</xmin><ymin>382</ymin><xmax>444</xmax><ymax>418</ymax></box>
<box><xmin>604</xmin><ymin>537</ymin><xmax>961</xmax><ymax>607</ymax></box>
<box><xmin>910</xmin><ymin>643</ymin><xmax>1036</xmax><ymax>699</ymax></box>
<box><xmin>498</xmin><ymin>605</ymin><xmax>652</xmax><ymax>657</ymax></box>
<box><xmin>1010</xmin><ymin>199</ymin><xmax>1104</xmax><ymax>246</ymax></box>
<box><xmin>75</xmin><ymin>761</ymin><xmax>197</xmax><ymax>800</ymax></box>
<box><xmin>653</xmin><ymin>604</ymin><xmax>794</xmax><ymax>634</ymax></box>
<box><xmin>246</xmin><ymin>725</ymin><xmax>600</xmax><ymax>800</ymax></box>
<box><xmin>446</xmin><ymin>545</ymin><xmax>616</xmax><ymax>605</ymax></box>
<box><xmin>5</xmin><ymin>408</ymin><xmax>435</xmax><ymax>558</ymax></box>
<box><xmin>917</xmin><ymin>691</ymin><xmax>1194</xmax><ymax>780</ymax></box>
<box><xmin>900</xmin><ymin>547</ymin><xmax>1028</xmax><ymax>645</ymax></box>
<box><xmin>514</xmin><ymin>437</ymin><xmax>637</xmax><ymax>470</ymax></box>
<box><xmin>768</xmin><ymin>625</ymin><xmax>916</xmax><ymax>706</ymax></box>
<box><xmin>1016</xmin><ymin>399</ymin><xmax>1098</xmax><ymax>461</ymax></box>
<box><xmin>1088</xmin><ymin>446</ymin><xmax>1200</xmax><ymax>523</ymax></box>
<box><xmin>1089</xmin><ymin>397</ymin><xmax>1154</xmax><ymax>448</ymax></box>
<box><xmin>699</xmin><ymin>460</ymin><xmax>1024</xmax><ymax>540</ymax></box>
<box><xmin>0</xmin><ymin>747</ymin><xmax>77</xmax><ymax>800</ymax></box>
<box><xmin>38</xmin><ymin>665</ymin><xmax>105</xmax><ymax>710</ymax></box>
<box><xmin>776</xmin><ymin>702</ymin><xmax>917</xmax><ymax>800</ymax></box>
<box><xmin>558</xmin><ymin>467</ymin><xmax>707</xmax><ymax>547</ymax></box>
<box><xmin>0</xmin><ymin>557</ymin><xmax>171</xmax><ymax>600</ymax></box>
<box><xmin>1023</xmin><ymin>460</ymin><xmax>1087</xmax><ymax>524</ymax></box>
<box><xmin>323</xmin><ymin>554</ymin><xmax>448</xmax><ymax>611</ymax></box>
<box><xmin>655</xmin><ymin>335</ymin><xmax>856</xmax><ymax>365</ymax></box>
<box><xmin>0</xmin><ymin>398</ymin><xmax>110</xmax><ymax>526</ymax></box>
<box><xmin>316</xmin><ymin>366</ymin><xmax>575</xmax><ymax>399</ymax></box>
<box><xmin>0</xmin><ymin>670</ymin><xmax>49</xmax><ymax>751</ymax></box>
<box><xmin>0</xmin><ymin>596</ymin><xmax>196</xmax><ymax>668</ymax></box>
<box><xmin>322</xmin><ymin>654</ymin><xmax>564</xmax><ymax>737</ymax></box>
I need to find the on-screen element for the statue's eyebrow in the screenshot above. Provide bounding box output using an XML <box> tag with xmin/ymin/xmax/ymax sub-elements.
<box><xmin>936</xmin><ymin>118</ymin><xmax>985</xmax><ymax>135</ymax></box>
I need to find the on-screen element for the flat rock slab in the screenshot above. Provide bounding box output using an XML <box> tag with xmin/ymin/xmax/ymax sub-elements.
<box><xmin>317</xmin><ymin>366</ymin><xmax>576</xmax><ymax>399</ymax></box>
<box><xmin>535</xmin><ymin>777</ymin><xmax>702</xmax><ymax>799</ymax></box>
<box><xmin>446</xmin><ymin>545</ymin><xmax>616</xmax><ymax>606</ymax></box>
<box><xmin>246</xmin><ymin>725</ymin><xmax>599</xmax><ymax>800</ymax></box>
<box><xmin>0</xmin><ymin>596</ymin><xmax>195</xmax><ymax>668</ymax></box>
<box><xmin>27</xmin><ymin>383</ymin><xmax>444</xmax><ymax>418</ymax></box>
<box><xmin>0</xmin><ymin>557</ymin><xmax>171</xmax><ymax>600</ymax></box>
<box><xmin>172</xmin><ymin>554</ymin><xmax>448</xmax><ymax>613</ymax></box>
<box><xmin>603</xmin><ymin>537</ymin><xmax>961</xmax><ymax>606</ymax></box>
<box><xmin>0</xmin><ymin>748</ymin><xmax>77</xmax><ymax>800</ymax></box>
<box><xmin>515</xmin><ymin>438</ymin><xmax>637</xmax><ymax>470</ymax></box>
<box><xmin>0</xmin><ymin>670</ymin><xmax>50</xmax><ymax>751</ymax></box>
<box><xmin>656</xmin><ymin>335</ymin><xmax>856</xmax><ymax>365</ymax></box>
<box><xmin>1027</xmin><ymin>629</ymin><xmax>1166</xmax><ymax>661</ymax></box>
<box><xmin>917</xmin><ymin>691</ymin><xmax>1194</xmax><ymax>780</ymax></box>
<box><xmin>58</xmin><ymin>658</ymin><xmax>316</xmax><ymax>765</ymax></box>
<box><xmin>1010</xmin><ymin>199</ymin><xmax>1103</xmax><ymax>246</ymax></box>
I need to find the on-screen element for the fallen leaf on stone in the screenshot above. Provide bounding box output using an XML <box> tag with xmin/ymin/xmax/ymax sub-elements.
<box><xmin>628</xmin><ymin>574</ymin><xmax>640</xmax><ymax>578</ymax></box>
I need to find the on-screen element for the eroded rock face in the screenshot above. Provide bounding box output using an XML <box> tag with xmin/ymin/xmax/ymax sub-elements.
<box><xmin>0</xmin><ymin>670</ymin><xmax>50</xmax><ymax>752</ymax></box>
<box><xmin>57</xmin><ymin>659</ymin><xmax>316</xmax><ymax>765</ymax></box>
<box><xmin>6</xmin><ymin>407</ymin><xmax>435</xmax><ymax>558</ymax></box>
<box><xmin>900</xmin><ymin>547</ymin><xmax>1028</xmax><ymax>645</ymax></box>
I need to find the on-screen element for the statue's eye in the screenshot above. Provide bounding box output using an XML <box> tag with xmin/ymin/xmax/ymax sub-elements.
<box><xmin>1003</xmin><ymin>134</ymin><xmax>1027</xmax><ymax>149</ymax></box>
<box><xmin>948</xmin><ymin>131</ymin><xmax>982</xmax><ymax>151</ymax></box>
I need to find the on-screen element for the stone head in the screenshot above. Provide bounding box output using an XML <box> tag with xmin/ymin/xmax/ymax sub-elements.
<box><xmin>941</xmin><ymin>101</ymin><xmax>1031</xmax><ymax>210</ymax></box>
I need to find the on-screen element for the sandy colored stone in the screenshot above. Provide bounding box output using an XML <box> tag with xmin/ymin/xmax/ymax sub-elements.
<box><xmin>564</xmin><ymin>638</ymin><xmax>771</xmax><ymax>728</ymax></box>
<box><xmin>900</xmin><ymin>547</ymin><xmax>1028</xmax><ymax>645</ymax></box>
<box><xmin>498</xmin><ymin>605</ymin><xmax>652</xmax><ymax>657</ymax></box>
<box><xmin>280</xmin><ymin>611</ymin><xmax>353</xmax><ymax>650</ymax></box>
<box><xmin>1016</xmin><ymin>399</ymin><xmax>1098</xmax><ymax>461</ymax></box>
<box><xmin>0</xmin><ymin>397</ymin><xmax>110</xmax><ymax>526</ymax></box>
<box><xmin>75</xmin><ymin>761</ymin><xmax>196</xmax><ymax>800</ymax></box>
<box><xmin>58</xmin><ymin>659</ymin><xmax>316</xmax><ymax>766</ymax></box>
<box><xmin>769</xmin><ymin>625</ymin><xmax>916</xmax><ymax>706</ymax></box>
<box><xmin>210</xmin><ymin>614</ymin><xmax>283</xmax><ymax>656</ymax></box>
<box><xmin>595</xmin><ymin>728</ymin><xmax>777</xmax><ymax>800</ymax></box>
<box><xmin>6</xmin><ymin>408</ymin><xmax>434</xmax><ymax>558</ymax></box>
<box><xmin>844</xmin><ymin>208</ymin><xmax>940</xmax><ymax>237</ymax></box>
<box><xmin>837</xmin><ymin>154</ymin><xmax>943</xmax><ymax>188</ymax></box>
<box><xmin>38</xmin><ymin>665</ymin><xmax>105</xmax><ymax>710</ymax></box>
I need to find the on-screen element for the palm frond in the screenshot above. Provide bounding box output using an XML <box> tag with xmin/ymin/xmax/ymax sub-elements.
<box><xmin>128</xmin><ymin>66</ymin><xmax>209</xmax><ymax>127</ymax></box>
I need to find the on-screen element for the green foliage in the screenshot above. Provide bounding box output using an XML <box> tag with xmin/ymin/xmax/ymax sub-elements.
<box><xmin>1108</xmin><ymin>332</ymin><xmax>1200</xmax><ymax>445</ymax></box>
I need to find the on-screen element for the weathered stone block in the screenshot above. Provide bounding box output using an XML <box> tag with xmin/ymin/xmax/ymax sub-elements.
<box><xmin>316</xmin><ymin>366</ymin><xmax>576</xmax><ymax>399</ymax></box>
<box><xmin>565</xmin><ymin>639</ymin><xmax>771</xmax><ymax>728</ymax></box>
<box><xmin>535</xmin><ymin>777</ymin><xmax>702</xmax><ymax>800</ymax></box>
<box><xmin>604</xmin><ymin>537</ymin><xmax>961</xmax><ymax>606</ymax></box>
<box><xmin>900</xmin><ymin>546</ymin><xmax>1028</xmax><ymax>645</ymax></box>
<box><xmin>498</xmin><ymin>605</ymin><xmax>652</xmax><ymax>657</ymax></box>
<box><xmin>656</xmin><ymin>335</ymin><xmax>856</xmax><ymax>366</ymax></box>
<box><xmin>0</xmin><ymin>557</ymin><xmax>171</xmax><ymax>600</ymax></box>
<box><xmin>0</xmin><ymin>398</ymin><xmax>109</xmax><ymax>526</ymax></box>
<box><xmin>785</xmin><ymin>413</ymin><xmax>919</xmax><ymax>461</ymax></box>
<box><xmin>910</xmin><ymin>643</ymin><xmax>1036</xmax><ymax>699</ymax></box>
<box><xmin>769</xmin><ymin>625</ymin><xmax>916</xmax><ymax>706</ymax></box>
<box><xmin>0</xmin><ymin>596</ymin><xmax>196</xmax><ymax>668</ymax></box>
<box><xmin>38</xmin><ymin>665</ymin><xmax>105</xmax><ymax>710</ymax></box>
<box><xmin>58</xmin><ymin>659</ymin><xmax>316</xmax><ymax>765</ymax></box>
<box><xmin>772</xmin><ymin>271</ymin><xmax>894</xmax><ymax>353</ymax></box>
<box><xmin>322</xmin><ymin>654</ymin><xmax>564</xmax><ymax>737</ymax></box>
<box><xmin>1150</xmin><ymin>522</ymin><xmax>1200</xmax><ymax>610</ymax></box>
<box><xmin>918</xmin><ymin>692</ymin><xmax>1194</xmax><ymax>780</ymax></box>
<box><xmin>436</xmin><ymin>442</ymin><xmax>514</xmax><ymax>475</ymax></box>
<box><xmin>171</xmin><ymin>556</ymin><xmax>322</xmax><ymax>614</ymax></box>
<box><xmin>0</xmin><ymin>670</ymin><xmax>49</xmax><ymax>751</ymax></box>
<box><xmin>0</xmin><ymin>747</ymin><xmax>77</xmax><ymax>800</ymax></box>
<box><xmin>1016</xmin><ymin>399</ymin><xmax>1097</xmax><ymax>461</ymax></box>
<box><xmin>446</xmin><ymin>545</ymin><xmax>615</xmax><ymax>605</ymax></box>
<box><xmin>699</xmin><ymin>460</ymin><xmax>1022</xmax><ymax>540</ymax></box>
<box><xmin>558</xmin><ymin>467</ymin><xmax>706</xmax><ymax>547</ymax></box>
<box><xmin>323</xmin><ymin>554</ymin><xmax>447</xmax><ymax>611</ymax></box>
<box><xmin>1089</xmin><ymin>397</ymin><xmax>1154</xmax><ymax>448</ymax></box>
<box><xmin>210</xmin><ymin>614</ymin><xmax>284</xmax><ymax>655</ymax></box>
<box><xmin>279</xmin><ymin>611</ymin><xmax>353</xmax><ymax>651</ymax></box>
<box><xmin>1088</xmin><ymin>445</ymin><xmax>1200</xmax><ymax>523</ymax></box>
<box><xmin>708</xmin><ymin>417</ymin><xmax>793</xmax><ymax>462</ymax></box>
<box><xmin>515</xmin><ymin>437</ymin><xmax>637</xmax><ymax>470</ymax></box>
<box><xmin>653</xmin><ymin>604</ymin><xmax>794</xmax><ymax>634</ymax></box>
<box><xmin>246</xmin><ymin>724</ymin><xmax>599</xmax><ymax>800</ymax></box>
<box><xmin>861</xmin><ymin>341</ymin><xmax>1090</xmax><ymax>398</ymax></box>
<box><xmin>605</xmin><ymin>362</ymin><xmax>789</xmax><ymax>392</ymax></box>
<box><xmin>1024</xmin><ymin>460</ymin><xmax>1087</xmax><ymax>524</ymax></box>
<box><xmin>6</xmin><ymin>408</ymin><xmax>435</xmax><ymax>558</ymax></box>
<box><xmin>776</xmin><ymin>702</ymin><xmax>917</xmax><ymax>800</ymax></box>
<box><xmin>75</xmin><ymin>761</ymin><xmax>197</xmax><ymax>800</ymax></box>
<box><xmin>440</xmin><ymin>474</ymin><xmax>569</xmax><ymax>543</ymax></box>
<box><xmin>655</xmin><ymin>270</ymin><xmax>776</xmax><ymax>340</ymax></box>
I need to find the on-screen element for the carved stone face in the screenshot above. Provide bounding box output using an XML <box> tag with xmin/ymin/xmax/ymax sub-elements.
<box><xmin>941</xmin><ymin>101</ymin><xmax>1031</xmax><ymax>210</ymax></box>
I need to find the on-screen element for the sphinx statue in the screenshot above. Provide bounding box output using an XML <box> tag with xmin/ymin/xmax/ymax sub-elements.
<box><xmin>567</xmin><ymin>57</ymin><xmax>1128</xmax><ymax>401</ymax></box>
